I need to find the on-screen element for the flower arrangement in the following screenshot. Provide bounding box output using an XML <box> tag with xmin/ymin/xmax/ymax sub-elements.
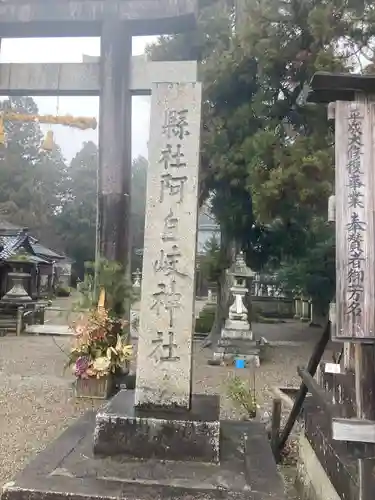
<box><xmin>67</xmin><ymin>289</ymin><xmax>132</xmax><ymax>380</ymax></box>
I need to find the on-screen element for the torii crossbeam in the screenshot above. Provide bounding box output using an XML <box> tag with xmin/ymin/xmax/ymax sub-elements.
<box><xmin>0</xmin><ymin>58</ymin><xmax>198</xmax><ymax>96</ymax></box>
<box><xmin>0</xmin><ymin>0</ymin><xmax>197</xmax><ymax>36</ymax></box>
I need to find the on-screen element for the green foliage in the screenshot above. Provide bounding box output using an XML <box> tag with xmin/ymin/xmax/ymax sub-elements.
<box><xmin>53</xmin><ymin>145</ymin><xmax>147</xmax><ymax>278</ymax></box>
<box><xmin>0</xmin><ymin>97</ymin><xmax>66</xmax><ymax>246</ymax></box>
<box><xmin>147</xmin><ymin>0</ymin><xmax>374</xmax><ymax>305</ymax></box>
<box><xmin>200</xmin><ymin>235</ymin><xmax>230</xmax><ymax>284</ymax></box>
<box><xmin>277</xmin><ymin>219</ymin><xmax>335</xmax><ymax>311</ymax></box>
<box><xmin>56</xmin><ymin>150</ymin><xmax>147</xmax><ymax>278</ymax></box>
<box><xmin>227</xmin><ymin>375</ymin><xmax>257</xmax><ymax>419</ymax></box>
<box><xmin>55</xmin><ymin>141</ymin><xmax>97</xmax><ymax>277</ymax></box>
<box><xmin>195</xmin><ymin>305</ymin><xmax>216</xmax><ymax>333</ymax></box>
<box><xmin>55</xmin><ymin>285</ymin><xmax>71</xmax><ymax>297</ymax></box>
<box><xmin>77</xmin><ymin>258</ymin><xmax>134</xmax><ymax>318</ymax></box>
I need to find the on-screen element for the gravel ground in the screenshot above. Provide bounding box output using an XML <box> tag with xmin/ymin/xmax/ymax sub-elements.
<box><xmin>0</xmin><ymin>320</ymin><xmax>334</xmax><ymax>497</ymax></box>
<box><xmin>0</xmin><ymin>336</ymin><xmax>91</xmax><ymax>484</ymax></box>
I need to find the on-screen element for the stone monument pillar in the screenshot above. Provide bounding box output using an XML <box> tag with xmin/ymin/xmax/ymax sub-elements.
<box><xmin>300</xmin><ymin>296</ymin><xmax>310</xmax><ymax>322</ymax></box>
<box><xmin>93</xmin><ymin>81</ymin><xmax>221</xmax><ymax>463</ymax></box>
<box><xmin>135</xmin><ymin>82</ymin><xmax>201</xmax><ymax>409</ymax></box>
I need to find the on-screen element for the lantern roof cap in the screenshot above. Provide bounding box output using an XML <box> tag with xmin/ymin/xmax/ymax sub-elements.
<box><xmin>229</xmin><ymin>252</ymin><xmax>255</xmax><ymax>278</ymax></box>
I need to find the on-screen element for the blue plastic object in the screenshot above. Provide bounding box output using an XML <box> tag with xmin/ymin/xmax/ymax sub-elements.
<box><xmin>235</xmin><ymin>358</ymin><xmax>246</xmax><ymax>369</ymax></box>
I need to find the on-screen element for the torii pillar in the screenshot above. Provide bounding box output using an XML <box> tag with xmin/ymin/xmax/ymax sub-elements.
<box><xmin>97</xmin><ymin>4</ymin><xmax>197</xmax><ymax>280</ymax></box>
<box><xmin>98</xmin><ymin>21</ymin><xmax>132</xmax><ymax>268</ymax></box>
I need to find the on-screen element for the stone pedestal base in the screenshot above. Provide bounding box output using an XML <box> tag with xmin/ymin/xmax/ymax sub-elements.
<box><xmin>215</xmin><ymin>321</ymin><xmax>258</xmax><ymax>365</ymax></box>
<box><xmin>214</xmin><ymin>339</ymin><xmax>262</xmax><ymax>367</ymax></box>
<box><xmin>221</xmin><ymin>323</ymin><xmax>253</xmax><ymax>340</ymax></box>
<box><xmin>94</xmin><ymin>390</ymin><xmax>220</xmax><ymax>463</ymax></box>
<box><xmin>1</xmin><ymin>412</ymin><xmax>286</xmax><ymax>500</ymax></box>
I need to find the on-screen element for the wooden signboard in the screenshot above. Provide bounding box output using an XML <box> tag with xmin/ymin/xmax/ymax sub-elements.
<box><xmin>335</xmin><ymin>99</ymin><xmax>375</xmax><ymax>342</ymax></box>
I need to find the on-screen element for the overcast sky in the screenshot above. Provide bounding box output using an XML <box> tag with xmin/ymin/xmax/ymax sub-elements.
<box><xmin>0</xmin><ymin>36</ymin><xmax>157</xmax><ymax>162</ymax></box>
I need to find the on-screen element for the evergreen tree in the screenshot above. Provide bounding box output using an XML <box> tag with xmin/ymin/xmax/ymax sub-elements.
<box><xmin>55</xmin><ymin>145</ymin><xmax>148</xmax><ymax>278</ymax></box>
<box><xmin>0</xmin><ymin>96</ymin><xmax>66</xmax><ymax>246</ymax></box>
<box><xmin>55</xmin><ymin>141</ymin><xmax>98</xmax><ymax>277</ymax></box>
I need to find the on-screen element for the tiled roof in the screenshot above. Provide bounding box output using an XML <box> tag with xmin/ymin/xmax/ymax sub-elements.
<box><xmin>9</xmin><ymin>250</ymin><xmax>49</xmax><ymax>264</ymax></box>
<box><xmin>31</xmin><ymin>242</ymin><xmax>64</xmax><ymax>260</ymax></box>
<box><xmin>0</xmin><ymin>231</ymin><xmax>28</xmax><ymax>260</ymax></box>
<box><xmin>0</xmin><ymin>219</ymin><xmax>66</xmax><ymax>261</ymax></box>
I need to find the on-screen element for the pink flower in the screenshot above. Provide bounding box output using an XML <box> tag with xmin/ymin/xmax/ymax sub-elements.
<box><xmin>74</xmin><ymin>356</ymin><xmax>90</xmax><ymax>377</ymax></box>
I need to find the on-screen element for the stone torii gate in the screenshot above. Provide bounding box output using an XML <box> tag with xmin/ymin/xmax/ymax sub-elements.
<box><xmin>0</xmin><ymin>0</ymin><xmax>197</xmax><ymax>279</ymax></box>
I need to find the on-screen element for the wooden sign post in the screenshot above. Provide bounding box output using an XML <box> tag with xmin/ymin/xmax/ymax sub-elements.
<box><xmin>308</xmin><ymin>72</ymin><xmax>375</xmax><ymax>500</ymax></box>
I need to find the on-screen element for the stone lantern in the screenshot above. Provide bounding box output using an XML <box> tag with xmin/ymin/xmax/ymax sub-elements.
<box><xmin>214</xmin><ymin>252</ymin><xmax>261</xmax><ymax>367</ymax></box>
<box><xmin>1</xmin><ymin>271</ymin><xmax>32</xmax><ymax>303</ymax></box>
<box><xmin>226</xmin><ymin>252</ymin><xmax>255</xmax><ymax>332</ymax></box>
<box><xmin>132</xmin><ymin>268</ymin><xmax>142</xmax><ymax>290</ymax></box>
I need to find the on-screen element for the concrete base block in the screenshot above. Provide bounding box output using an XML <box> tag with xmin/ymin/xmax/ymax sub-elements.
<box><xmin>93</xmin><ymin>390</ymin><xmax>220</xmax><ymax>463</ymax></box>
<box><xmin>217</xmin><ymin>337</ymin><xmax>259</xmax><ymax>348</ymax></box>
<box><xmin>223</xmin><ymin>318</ymin><xmax>250</xmax><ymax>329</ymax></box>
<box><xmin>214</xmin><ymin>337</ymin><xmax>263</xmax><ymax>367</ymax></box>
<box><xmin>1</xmin><ymin>412</ymin><xmax>286</xmax><ymax>500</ymax></box>
<box><xmin>213</xmin><ymin>349</ymin><xmax>261</xmax><ymax>367</ymax></box>
<box><xmin>296</xmin><ymin>434</ymin><xmax>341</xmax><ymax>500</ymax></box>
<box><xmin>221</xmin><ymin>326</ymin><xmax>253</xmax><ymax>340</ymax></box>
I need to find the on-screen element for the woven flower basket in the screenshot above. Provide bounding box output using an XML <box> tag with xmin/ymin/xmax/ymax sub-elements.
<box><xmin>75</xmin><ymin>374</ymin><xmax>114</xmax><ymax>400</ymax></box>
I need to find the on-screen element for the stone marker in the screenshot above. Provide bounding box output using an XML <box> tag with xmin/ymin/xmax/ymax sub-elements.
<box><xmin>93</xmin><ymin>82</ymin><xmax>221</xmax><ymax>463</ymax></box>
<box><xmin>135</xmin><ymin>82</ymin><xmax>201</xmax><ymax>409</ymax></box>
